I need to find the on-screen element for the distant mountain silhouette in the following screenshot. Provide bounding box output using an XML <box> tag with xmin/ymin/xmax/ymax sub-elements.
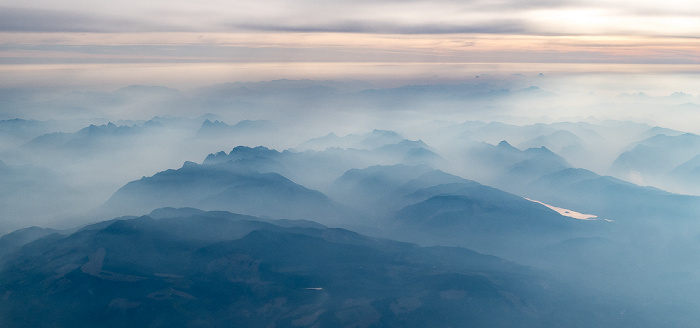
<box><xmin>25</xmin><ymin>121</ymin><xmax>163</xmax><ymax>151</ymax></box>
<box><xmin>327</xmin><ymin>164</ymin><xmax>439</xmax><ymax>209</ymax></box>
<box><xmin>101</xmin><ymin>161</ymin><xmax>349</xmax><ymax>225</ymax></box>
<box><xmin>202</xmin><ymin>137</ymin><xmax>443</xmax><ymax>191</ymax></box>
<box><xmin>196</xmin><ymin>119</ymin><xmax>273</xmax><ymax>138</ymax></box>
<box><xmin>610</xmin><ymin>133</ymin><xmax>700</xmax><ymax>192</ymax></box>
<box><xmin>463</xmin><ymin>141</ymin><xmax>571</xmax><ymax>192</ymax></box>
<box><xmin>0</xmin><ymin>118</ymin><xmax>62</xmax><ymax>147</ymax></box>
<box><xmin>668</xmin><ymin>154</ymin><xmax>700</xmax><ymax>194</ymax></box>
<box><xmin>297</xmin><ymin>129</ymin><xmax>407</xmax><ymax>151</ymax></box>
<box><xmin>324</xmin><ymin>164</ymin><xmax>598</xmax><ymax>257</ymax></box>
<box><xmin>525</xmin><ymin>167</ymin><xmax>700</xmax><ymax>225</ymax></box>
<box><xmin>388</xmin><ymin>180</ymin><xmax>599</xmax><ymax>257</ymax></box>
<box><xmin>519</xmin><ymin>130</ymin><xmax>578</xmax><ymax>149</ymax></box>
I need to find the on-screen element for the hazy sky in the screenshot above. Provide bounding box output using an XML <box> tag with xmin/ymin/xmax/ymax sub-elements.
<box><xmin>0</xmin><ymin>0</ymin><xmax>699</xmax><ymax>89</ymax></box>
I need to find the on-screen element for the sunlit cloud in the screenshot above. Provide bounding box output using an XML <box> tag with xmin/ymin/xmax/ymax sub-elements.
<box><xmin>1</xmin><ymin>1</ymin><xmax>698</xmax><ymax>36</ymax></box>
<box><xmin>1</xmin><ymin>32</ymin><xmax>697</xmax><ymax>66</ymax></box>
<box><xmin>0</xmin><ymin>0</ymin><xmax>698</xmax><ymax>89</ymax></box>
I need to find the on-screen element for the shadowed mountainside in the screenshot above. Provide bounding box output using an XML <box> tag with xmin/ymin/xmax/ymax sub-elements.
<box><xmin>0</xmin><ymin>209</ymin><xmax>638</xmax><ymax>328</ymax></box>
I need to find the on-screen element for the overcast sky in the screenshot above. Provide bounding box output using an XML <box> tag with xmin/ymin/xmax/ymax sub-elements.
<box><xmin>0</xmin><ymin>0</ymin><xmax>699</xmax><ymax>89</ymax></box>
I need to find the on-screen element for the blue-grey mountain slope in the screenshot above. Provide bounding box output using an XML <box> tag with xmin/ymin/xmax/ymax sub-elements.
<box><xmin>203</xmin><ymin>135</ymin><xmax>443</xmax><ymax>190</ymax></box>
<box><xmin>526</xmin><ymin>167</ymin><xmax>700</xmax><ymax>225</ymax></box>
<box><xmin>195</xmin><ymin>119</ymin><xmax>274</xmax><ymax>139</ymax></box>
<box><xmin>460</xmin><ymin>140</ymin><xmax>571</xmax><ymax>192</ymax></box>
<box><xmin>610</xmin><ymin>133</ymin><xmax>700</xmax><ymax>193</ymax></box>
<box><xmin>668</xmin><ymin>154</ymin><xmax>700</xmax><ymax>194</ymax></box>
<box><xmin>101</xmin><ymin>161</ymin><xmax>349</xmax><ymax>225</ymax></box>
<box><xmin>25</xmin><ymin>121</ymin><xmax>164</xmax><ymax>151</ymax></box>
<box><xmin>0</xmin><ymin>209</ymin><xmax>644</xmax><ymax>328</ymax></box>
<box><xmin>325</xmin><ymin>164</ymin><xmax>601</xmax><ymax>258</ymax></box>
<box><xmin>0</xmin><ymin>226</ymin><xmax>58</xmax><ymax>263</ymax></box>
<box><xmin>298</xmin><ymin>129</ymin><xmax>406</xmax><ymax>151</ymax></box>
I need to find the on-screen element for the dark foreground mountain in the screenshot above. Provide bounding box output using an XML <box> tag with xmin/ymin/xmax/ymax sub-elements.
<box><xmin>0</xmin><ymin>209</ymin><xmax>636</xmax><ymax>328</ymax></box>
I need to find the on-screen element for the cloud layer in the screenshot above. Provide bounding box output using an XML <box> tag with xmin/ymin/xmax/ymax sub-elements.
<box><xmin>0</xmin><ymin>0</ymin><xmax>698</xmax><ymax>90</ymax></box>
<box><xmin>2</xmin><ymin>1</ymin><xmax>698</xmax><ymax>36</ymax></box>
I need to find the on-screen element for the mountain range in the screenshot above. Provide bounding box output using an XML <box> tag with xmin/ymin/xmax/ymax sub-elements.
<box><xmin>3</xmin><ymin>79</ymin><xmax>700</xmax><ymax>327</ymax></box>
<box><xmin>0</xmin><ymin>209</ymin><xmax>646</xmax><ymax>328</ymax></box>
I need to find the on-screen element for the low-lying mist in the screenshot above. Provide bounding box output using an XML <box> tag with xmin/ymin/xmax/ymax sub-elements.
<box><xmin>1</xmin><ymin>74</ymin><xmax>699</xmax><ymax>231</ymax></box>
<box><xmin>2</xmin><ymin>72</ymin><xmax>700</xmax><ymax>326</ymax></box>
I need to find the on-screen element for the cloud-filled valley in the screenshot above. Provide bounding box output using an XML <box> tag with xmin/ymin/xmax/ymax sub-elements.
<box><xmin>2</xmin><ymin>0</ymin><xmax>700</xmax><ymax>324</ymax></box>
<box><xmin>2</xmin><ymin>76</ymin><xmax>700</xmax><ymax>326</ymax></box>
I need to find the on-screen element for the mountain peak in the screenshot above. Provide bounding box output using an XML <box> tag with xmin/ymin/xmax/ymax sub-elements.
<box><xmin>229</xmin><ymin>145</ymin><xmax>279</xmax><ymax>156</ymax></box>
<box><xmin>201</xmin><ymin>119</ymin><xmax>228</xmax><ymax>128</ymax></box>
<box><xmin>497</xmin><ymin>140</ymin><xmax>516</xmax><ymax>149</ymax></box>
<box><xmin>523</xmin><ymin>145</ymin><xmax>559</xmax><ymax>157</ymax></box>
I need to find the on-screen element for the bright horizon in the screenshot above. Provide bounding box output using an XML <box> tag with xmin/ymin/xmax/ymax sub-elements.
<box><xmin>1</xmin><ymin>1</ymin><xmax>699</xmax><ymax>90</ymax></box>
<box><xmin>1</xmin><ymin>1</ymin><xmax>700</xmax><ymax>135</ymax></box>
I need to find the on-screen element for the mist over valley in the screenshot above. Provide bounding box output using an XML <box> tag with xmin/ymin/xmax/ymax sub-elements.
<box><xmin>2</xmin><ymin>75</ymin><xmax>700</xmax><ymax>327</ymax></box>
